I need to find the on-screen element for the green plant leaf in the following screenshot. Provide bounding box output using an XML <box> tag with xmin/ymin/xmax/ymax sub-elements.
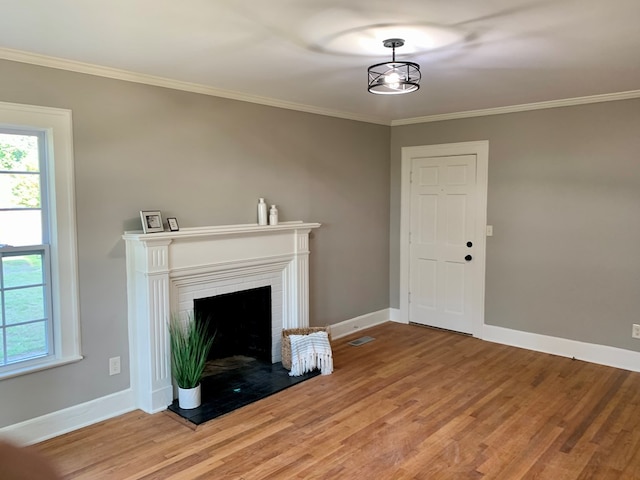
<box><xmin>168</xmin><ymin>312</ymin><xmax>215</xmax><ymax>389</ymax></box>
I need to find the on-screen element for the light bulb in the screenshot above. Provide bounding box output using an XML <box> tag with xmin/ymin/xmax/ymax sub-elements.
<box><xmin>385</xmin><ymin>72</ymin><xmax>400</xmax><ymax>84</ymax></box>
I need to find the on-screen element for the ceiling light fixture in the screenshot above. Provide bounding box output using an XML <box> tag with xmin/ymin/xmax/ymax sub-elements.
<box><xmin>368</xmin><ymin>38</ymin><xmax>420</xmax><ymax>95</ymax></box>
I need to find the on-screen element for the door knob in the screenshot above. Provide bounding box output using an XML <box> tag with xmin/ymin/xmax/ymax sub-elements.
<box><xmin>465</xmin><ymin>255</ymin><xmax>473</xmax><ymax>262</ymax></box>
<box><xmin>466</xmin><ymin>241</ymin><xmax>473</xmax><ymax>248</ymax></box>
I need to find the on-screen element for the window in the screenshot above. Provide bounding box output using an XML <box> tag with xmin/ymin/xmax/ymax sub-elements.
<box><xmin>0</xmin><ymin>101</ymin><xmax>81</xmax><ymax>378</ymax></box>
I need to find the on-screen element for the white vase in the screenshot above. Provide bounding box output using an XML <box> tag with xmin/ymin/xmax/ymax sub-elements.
<box><xmin>257</xmin><ymin>198</ymin><xmax>268</xmax><ymax>225</ymax></box>
<box><xmin>178</xmin><ymin>384</ymin><xmax>201</xmax><ymax>409</ymax></box>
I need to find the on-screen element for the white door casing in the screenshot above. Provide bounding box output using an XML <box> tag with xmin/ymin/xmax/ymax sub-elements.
<box><xmin>399</xmin><ymin>141</ymin><xmax>488</xmax><ymax>337</ymax></box>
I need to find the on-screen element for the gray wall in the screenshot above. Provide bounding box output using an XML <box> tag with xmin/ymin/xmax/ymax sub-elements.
<box><xmin>391</xmin><ymin>99</ymin><xmax>640</xmax><ymax>353</ymax></box>
<box><xmin>0</xmin><ymin>59</ymin><xmax>390</xmax><ymax>427</ymax></box>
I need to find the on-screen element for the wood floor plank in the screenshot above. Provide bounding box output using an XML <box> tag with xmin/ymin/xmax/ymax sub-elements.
<box><xmin>31</xmin><ymin>322</ymin><xmax>640</xmax><ymax>479</ymax></box>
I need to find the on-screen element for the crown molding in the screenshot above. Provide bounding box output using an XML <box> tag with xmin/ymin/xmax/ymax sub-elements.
<box><xmin>3</xmin><ymin>47</ymin><xmax>639</xmax><ymax>128</ymax></box>
<box><xmin>0</xmin><ymin>47</ymin><xmax>389</xmax><ymax>126</ymax></box>
<box><xmin>392</xmin><ymin>90</ymin><xmax>640</xmax><ymax>126</ymax></box>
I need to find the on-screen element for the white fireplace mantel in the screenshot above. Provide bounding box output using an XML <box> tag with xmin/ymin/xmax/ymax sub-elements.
<box><xmin>123</xmin><ymin>221</ymin><xmax>320</xmax><ymax>413</ymax></box>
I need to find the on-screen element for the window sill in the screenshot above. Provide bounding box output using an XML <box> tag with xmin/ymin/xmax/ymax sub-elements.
<box><xmin>0</xmin><ymin>355</ymin><xmax>84</xmax><ymax>381</ymax></box>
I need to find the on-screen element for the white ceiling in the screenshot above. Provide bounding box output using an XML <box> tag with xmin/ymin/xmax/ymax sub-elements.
<box><xmin>1</xmin><ymin>0</ymin><xmax>640</xmax><ymax>125</ymax></box>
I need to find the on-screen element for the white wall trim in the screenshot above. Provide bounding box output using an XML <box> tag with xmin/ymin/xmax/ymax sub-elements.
<box><xmin>329</xmin><ymin>312</ymin><xmax>640</xmax><ymax>374</ymax></box>
<box><xmin>1</xmin><ymin>308</ymin><xmax>393</xmax><ymax>444</ymax></box>
<box><xmin>329</xmin><ymin>309</ymin><xmax>394</xmax><ymax>339</ymax></box>
<box><xmin>0</xmin><ymin>389</ymin><xmax>136</xmax><ymax>446</ymax></box>
<box><xmin>484</xmin><ymin>325</ymin><xmax>640</xmax><ymax>373</ymax></box>
<box><xmin>4</xmin><ymin>318</ymin><xmax>637</xmax><ymax>445</ymax></box>
<box><xmin>0</xmin><ymin>47</ymin><xmax>388</xmax><ymax>126</ymax></box>
<box><xmin>399</xmin><ymin>141</ymin><xmax>489</xmax><ymax>337</ymax></box>
<box><xmin>0</xmin><ymin>101</ymin><xmax>82</xmax><ymax>377</ymax></box>
<box><xmin>3</xmin><ymin>47</ymin><xmax>639</xmax><ymax>127</ymax></box>
<box><xmin>392</xmin><ymin>90</ymin><xmax>640</xmax><ymax>126</ymax></box>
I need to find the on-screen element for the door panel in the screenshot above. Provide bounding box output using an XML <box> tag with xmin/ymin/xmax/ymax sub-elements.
<box><xmin>417</xmin><ymin>258</ymin><xmax>437</xmax><ymax>310</ymax></box>
<box><xmin>418</xmin><ymin>195</ymin><xmax>437</xmax><ymax>244</ymax></box>
<box><xmin>445</xmin><ymin>262</ymin><xmax>465</xmax><ymax>314</ymax></box>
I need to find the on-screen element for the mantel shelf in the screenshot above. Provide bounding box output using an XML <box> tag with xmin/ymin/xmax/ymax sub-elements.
<box><xmin>122</xmin><ymin>221</ymin><xmax>321</xmax><ymax>242</ymax></box>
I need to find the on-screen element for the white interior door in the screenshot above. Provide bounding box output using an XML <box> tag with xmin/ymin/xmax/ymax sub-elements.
<box><xmin>408</xmin><ymin>153</ymin><xmax>479</xmax><ymax>334</ymax></box>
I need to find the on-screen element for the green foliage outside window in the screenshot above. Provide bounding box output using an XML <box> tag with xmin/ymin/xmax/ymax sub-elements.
<box><xmin>0</xmin><ymin>136</ymin><xmax>41</xmax><ymax>208</ymax></box>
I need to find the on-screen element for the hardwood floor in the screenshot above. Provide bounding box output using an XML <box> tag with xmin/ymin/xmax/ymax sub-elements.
<box><xmin>34</xmin><ymin>322</ymin><xmax>640</xmax><ymax>479</ymax></box>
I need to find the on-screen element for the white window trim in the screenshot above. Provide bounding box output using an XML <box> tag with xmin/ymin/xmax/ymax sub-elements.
<box><xmin>0</xmin><ymin>101</ymin><xmax>82</xmax><ymax>379</ymax></box>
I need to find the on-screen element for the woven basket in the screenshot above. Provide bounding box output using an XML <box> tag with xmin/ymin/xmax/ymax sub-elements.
<box><xmin>281</xmin><ymin>327</ymin><xmax>331</xmax><ymax>370</ymax></box>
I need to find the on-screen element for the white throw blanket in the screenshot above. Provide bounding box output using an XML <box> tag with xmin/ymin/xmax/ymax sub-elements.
<box><xmin>288</xmin><ymin>331</ymin><xmax>333</xmax><ymax>376</ymax></box>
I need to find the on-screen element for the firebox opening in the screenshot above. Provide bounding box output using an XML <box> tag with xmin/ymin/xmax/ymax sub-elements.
<box><xmin>193</xmin><ymin>286</ymin><xmax>272</xmax><ymax>364</ymax></box>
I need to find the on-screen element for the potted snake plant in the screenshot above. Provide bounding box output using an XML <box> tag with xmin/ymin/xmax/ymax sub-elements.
<box><xmin>168</xmin><ymin>312</ymin><xmax>214</xmax><ymax>409</ymax></box>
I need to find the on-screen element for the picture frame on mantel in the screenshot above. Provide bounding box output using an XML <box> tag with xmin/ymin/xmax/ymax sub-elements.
<box><xmin>167</xmin><ymin>217</ymin><xmax>179</xmax><ymax>232</ymax></box>
<box><xmin>140</xmin><ymin>210</ymin><xmax>163</xmax><ymax>234</ymax></box>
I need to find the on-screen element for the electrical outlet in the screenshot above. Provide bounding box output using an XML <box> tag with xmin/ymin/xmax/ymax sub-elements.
<box><xmin>633</xmin><ymin>324</ymin><xmax>640</xmax><ymax>339</ymax></box>
<box><xmin>109</xmin><ymin>356</ymin><xmax>121</xmax><ymax>376</ymax></box>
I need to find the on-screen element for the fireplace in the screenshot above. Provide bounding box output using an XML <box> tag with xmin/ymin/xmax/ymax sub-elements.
<box><xmin>123</xmin><ymin>221</ymin><xmax>320</xmax><ymax>414</ymax></box>
<box><xmin>194</xmin><ymin>286</ymin><xmax>272</xmax><ymax>363</ymax></box>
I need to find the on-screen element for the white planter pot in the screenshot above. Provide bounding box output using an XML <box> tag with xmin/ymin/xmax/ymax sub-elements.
<box><xmin>178</xmin><ymin>384</ymin><xmax>201</xmax><ymax>409</ymax></box>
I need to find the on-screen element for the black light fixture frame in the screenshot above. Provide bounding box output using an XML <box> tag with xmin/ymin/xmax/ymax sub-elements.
<box><xmin>368</xmin><ymin>38</ymin><xmax>421</xmax><ymax>95</ymax></box>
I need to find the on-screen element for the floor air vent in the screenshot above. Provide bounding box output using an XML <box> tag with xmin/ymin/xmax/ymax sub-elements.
<box><xmin>348</xmin><ymin>336</ymin><xmax>375</xmax><ymax>346</ymax></box>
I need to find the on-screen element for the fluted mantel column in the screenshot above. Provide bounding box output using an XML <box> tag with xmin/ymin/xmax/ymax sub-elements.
<box><xmin>124</xmin><ymin>238</ymin><xmax>173</xmax><ymax>413</ymax></box>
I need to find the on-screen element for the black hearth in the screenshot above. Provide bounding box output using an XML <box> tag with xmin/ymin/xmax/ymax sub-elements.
<box><xmin>167</xmin><ymin>359</ymin><xmax>319</xmax><ymax>425</ymax></box>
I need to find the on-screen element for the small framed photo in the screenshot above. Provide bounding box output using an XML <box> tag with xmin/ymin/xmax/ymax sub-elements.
<box><xmin>140</xmin><ymin>210</ymin><xmax>164</xmax><ymax>234</ymax></box>
<box><xmin>167</xmin><ymin>217</ymin><xmax>179</xmax><ymax>232</ymax></box>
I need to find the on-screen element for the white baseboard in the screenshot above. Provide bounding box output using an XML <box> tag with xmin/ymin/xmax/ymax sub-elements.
<box><xmin>483</xmin><ymin>324</ymin><xmax>640</xmax><ymax>373</ymax></box>
<box><xmin>329</xmin><ymin>308</ymin><xmax>394</xmax><ymax>339</ymax></box>
<box><xmin>8</xmin><ymin>316</ymin><xmax>634</xmax><ymax>446</ymax></box>
<box><xmin>0</xmin><ymin>388</ymin><xmax>136</xmax><ymax>445</ymax></box>
<box><xmin>1</xmin><ymin>308</ymin><xmax>395</xmax><ymax>445</ymax></box>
